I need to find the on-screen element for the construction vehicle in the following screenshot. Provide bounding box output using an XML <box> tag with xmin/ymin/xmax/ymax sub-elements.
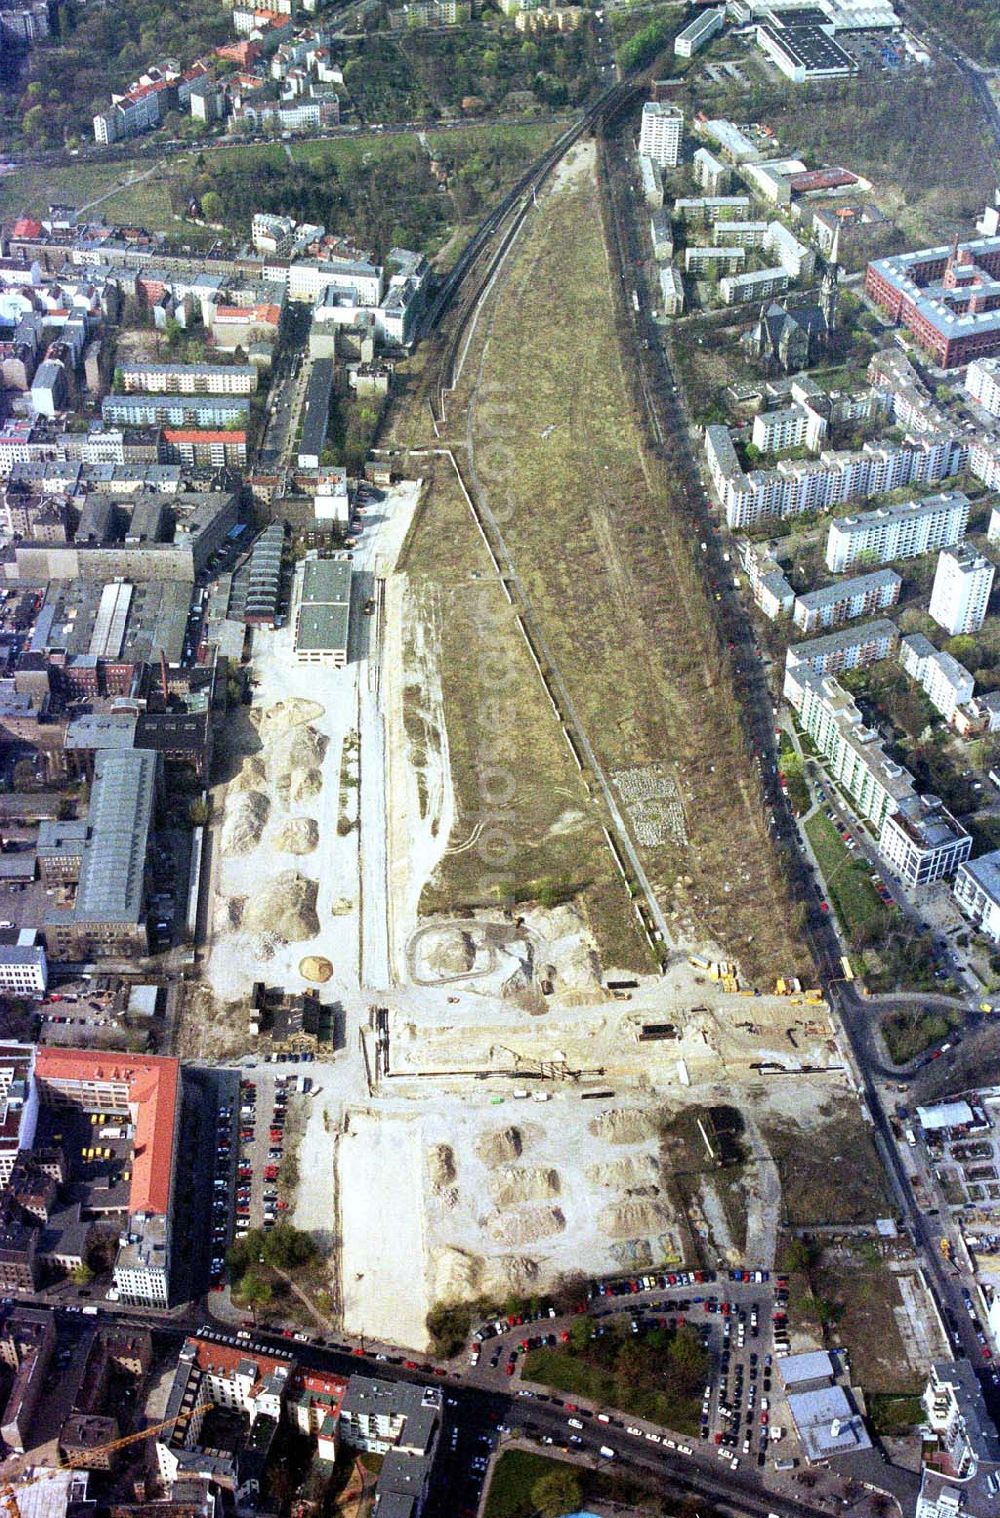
<box><xmin>940</xmin><ymin>1238</ymin><xmax>953</xmax><ymax>1262</ymax></box>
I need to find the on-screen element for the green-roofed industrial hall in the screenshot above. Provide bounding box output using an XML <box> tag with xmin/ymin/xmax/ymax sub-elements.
<box><xmin>293</xmin><ymin>553</ymin><xmax>352</xmax><ymax>667</ymax></box>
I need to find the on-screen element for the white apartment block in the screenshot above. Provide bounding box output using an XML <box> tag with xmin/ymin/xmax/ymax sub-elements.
<box><xmin>0</xmin><ymin>940</ymin><xmax>47</xmax><ymax>998</ymax></box>
<box><xmin>785</xmin><ymin>667</ymin><xmax>912</xmax><ymax>832</ymax></box>
<box><xmin>714</xmin><ymin>221</ymin><xmax>769</xmax><ymax>248</ymax></box>
<box><xmin>792</xmin><ymin>568</ymin><xmax>901</xmax><ymax>633</ymax></box>
<box><xmin>674</xmin><ymin>5</ymin><xmax>723</xmax><ymax>56</ymax></box>
<box><xmin>929</xmin><ymin>543</ymin><xmax>995</xmax><ymax>636</ymax></box>
<box><xmin>989</xmin><ymin>506</ymin><xmax>1000</xmax><ymax>549</ymax></box>
<box><xmin>955</xmin><ymin>852</ymin><xmax>1000</xmax><ymax>943</ymax></box>
<box><xmin>692</xmin><ymin>146</ymin><xmax>730</xmax><ymax>196</ymax></box>
<box><xmin>764</xmin><ymin>220</ymin><xmax>815</xmax><ymax>280</ymax></box>
<box><xmin>783</xmin><ymin>618</ymin><xmax>897</xmax><ymax>695</ymax></box>
<box><xmin>639</xmin><ymin>154</ymin><xmax>664</xmax><ymax>209</ymax></box>
<box><xmin>825</xmin><ymin>490</ymin><xmax>970</xmax><ymax>572</ymax></box>
<box><xmin>684</xmin><ymin>244</ymin><xmax>745</xmax><ymax>274</ymax></box>
<box><xmin>719</xmin><ymin>266</ymin><xmax>789</xmax><ymax>305</ymax></box>
<box><xmin>752</xmin><ymin>399</ymin><xmax>828</xmax><ymax>455</ymax></box>
<box><xmin>786</xmin><ymin>667</ymin><xmax>969</xmax><ymax>885</ymax></box>
<box><xmin>638</xmin><ymin>102</ymin><xmax>683</xmax><ymax>168</ymax></box>
<box><xmin>899</xmin><ymin>633</ymin><xmax>974</xmax><ymax>723</ymax></box>
<box><xmin>966</xmin><ymin>357</ymin><xmax>1000</xmax><ymax>419</ymax></box>
<box><xmin>659</xmin><ymin>266</ymin><xmax>685</xmax><ymax>317</ymax></box>
<box><xmin>119</xmin><ymin>363</ymin><xmax>257</xmax><ymax>396</ymax></box>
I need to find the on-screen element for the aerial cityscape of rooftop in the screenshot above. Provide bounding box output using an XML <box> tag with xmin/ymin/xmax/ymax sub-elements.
<box><xmin>0</xmin><ymin>0</ymin><xmax>999</xmax><ymax>1515</ymax></box>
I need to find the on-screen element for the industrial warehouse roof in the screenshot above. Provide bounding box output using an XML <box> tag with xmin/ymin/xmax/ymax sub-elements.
<box><xmin>68</xmin><ymin>748</ymin><xmax>158</xmax><ymax>924</ymax></box>
<box><xmin>296</xmin><ymin>556</ymin><xmax>351</xmax><ymax>655</ymax></box>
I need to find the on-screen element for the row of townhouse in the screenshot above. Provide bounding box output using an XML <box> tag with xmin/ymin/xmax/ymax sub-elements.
<box><xmin>93</xmin><ymin>62</ymin><xmax>210</xmax><ymax>144</ymax></box>
<box><xmin>119</xmin><ymin>362</ymin><xmax>258</xmax><ymax>396</ymax></box>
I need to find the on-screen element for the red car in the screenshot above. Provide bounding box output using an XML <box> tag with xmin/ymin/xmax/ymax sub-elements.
<box><xmin>505</xmin><ymin>1361</ymin><xmax>515</xmax><ymax>1376</ymax></box>
<box><xmin>403</xmin><ymin>1360</ymin><xmax>418</xmax><ymax>1370</ymax></box>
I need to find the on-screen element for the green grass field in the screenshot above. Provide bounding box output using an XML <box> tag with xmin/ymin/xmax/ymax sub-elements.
<box><xmin>804</xmin><ymin>808</ymin><xmax>889</xmax><ymax>941</ymax></box>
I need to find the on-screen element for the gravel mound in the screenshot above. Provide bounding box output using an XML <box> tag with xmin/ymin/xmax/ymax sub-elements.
<box><xmin>427</xmin><ymin>1144</ymin><xmax>457</xmax><ymax>1193</ymax></box>
<box><xmin>243</xmin><ymin>870</ymin><xmax>319</xmax><ymax>942</ymax></box>
<box><xmin>586</xmin><ymin>1155</ymin><xmax>661</xmax><ymax>1188</ymax></box>
<box><xmin>222</xmin><ymin>791</ymin><xmax>270</xmax><ymax>856</ymax></box>
<box><xmin>490</xmin><ymin>1166</ymin><xmax>561</xmax><ymax>1208</ymax></box>
<box><xmin>482</xmin><ymin>1255</ymin><xmax>540</xmax><ymax>1296</ymax></box>
<box><xmin>252</xmin><ymin>697</ymin><xmax>325</xmax><ymax>745</ymax></box>
<box><xmin>476</xmin><ymin>1126</ymin><xmax>523</xmax><ymax>1167</ymax></box>
<box><xmin>289</xmin><ymin>767</ymin><xmax>323</xmax><ymax>804</ymax></box>
<box><xmin>487</xmin><ymin>1206</ymin><xmax>565</xmax><ymax>1245</ymax></box>
<box><xmin>272</xmin><ymin>816</ymin><xmax>319</xmax><ymax>855</ymax></box>
<box><xmin>433</xmin><ymin>1246</ymin><xmax>483</xmax><ymax>1301</ymax></box>
<box><xmin>229</xmin><ymin>756</ymin><xmax>268</xmax><ymax>794</ymax></box>
<box><xmin>588</xmin><ymin>1108</ymin><xmax>658</xmax><ymax>1145</ymax></box>
<box><xmin>598</xmin><ymin>1198</ymin><xmax>672</xmax><ymax>1239</ymax></box>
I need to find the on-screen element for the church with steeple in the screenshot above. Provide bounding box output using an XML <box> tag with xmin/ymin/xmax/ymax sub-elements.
<box><xmin>742</xmin><ymin>225</ymin><xmax>840</xmax><ymax>374</ymax></box>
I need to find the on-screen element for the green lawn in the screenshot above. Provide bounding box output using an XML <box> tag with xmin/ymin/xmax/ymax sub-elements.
<box><xmin>804</xmin><ymin>807</ymin><xmax>890</xmax><ymax>940</ymax></box>
<box><xmin>483</xmin><ymin>1451</ymin><xmax>576</xmax><ymax>1518</ymax></box>
<box><xmin>521</xmin><ymin>1326</ymin><xmax>706</xmax><ymax>1435</ymax></box>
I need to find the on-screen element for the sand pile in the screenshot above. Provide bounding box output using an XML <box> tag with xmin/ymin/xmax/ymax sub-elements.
<box><xmin>433</xmin><ymin>1246</ymin><xmax>483</xmax><ymax>1301</ymax></box>
<box><xmin>420</xmin><ymin>929</ymin><xmax>477</xmax><ymax>978</ymax></box>
<box><xmin>586</xmin><ymin>1155</ymin><xmax>661</xmax><ymax>1188</ymax></box>
<box><xmin>482</xmin><ymin>1256</ymin><xmax>540</xmax><ymax>1296</ymax></box>
<box><xmin>427</xmin><ymin>1144</ymin><xmax>456</xmax><ymax>1192</ymax></box>
<box><xmin>222</xmin><ymin>791</ymin><xmax>270</xmax><ymax>855</ymax></box>
<box><xmin>598</xmin><ymin>1198</ymin><xmax>673</xmax><ymax>1239</ymax></box>
<box><xmin>252</xmin><ymin>697</ymin><xmax>324</xmax><ymax>745</ymax></box>
<box><xmin>272</xmin><ymin>817</ymin><xmax>319</xmax><ymax>855</ymax></box>
<box><xmin>272</xmin><ymin>724</ymin><xmax>328</xmax><ymax>776</ymax></box>
<box><xmin>476</xmin><ymin>1126</ymin><xmax>523</xmax><ymax>1167</ymax></box>
<box><xmin>244</xmin><ymin>871</ymin><xmax>319</xmax><ymax>942</ymax></box>
<box><xmin>487</xmin><ymin>1206</ymin><xmax>565</xmax><ymax>1245</ymax></box>
<box><xmin>215</xmin><ymin>896</ymin><xmax>245</xmax><ymax>931</ymax></box>
<box><xmin>290</xmin><ymin>768</ymin><xmax>323</xmax><ymax>804</ymax></box>
<box><xmin>611</xmin><ymin>1239</ymin><xmax>654</xmax><ymax>1268</ymax></box>
<box><xmin>588</xmin><ymin>1108</ymin><xmax>659</xmax><ymax>1145</ymax></box>
<box><xmin>229</xmin><ymin>756</ymin><xmax>268</xmax><ymax>794</ymax></box>
<box><xmin>299</xmin><ymin>955</ymin><xmax>333</xmax><ymax>984</ymax></box>
<box><xmin>491</xmin><ymin>1166</ymin><xmax>560</xmax><ymax>1208</ymax></box>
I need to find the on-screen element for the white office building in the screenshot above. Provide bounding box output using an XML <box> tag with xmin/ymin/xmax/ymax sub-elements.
<box><xmin>966</xmin><ymin>357</ymin><xmax>1000</xmax><ymax>419</ymax></box>
<box><xmin>638</xmin><ymin>102</ymin><xmax>683</xmax><ymax>168</ymax></box>
<box><xmin>826</xmin><ymin>491</ymin><xmax>970</xmax><ymax>573</ymax></box>
<box><xmin>0</xmin><ymin>932</ymin><xmax>47</xmax><ymax>997</ymax></box>
<box><xmin>955</xmin><ymin>852</ymin><xmax>1000</xmax><ymax>943</ymax></box>
<box><xmin>929</xmin><ymin>543</ymin><xmax>995</xmax><ymax>636</ymax></box>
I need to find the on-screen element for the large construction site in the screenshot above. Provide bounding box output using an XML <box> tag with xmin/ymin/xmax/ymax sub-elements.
<box><xmin>189</xmin><ymin>147</ymin><xmax>881</xmax><ymax>1354</ymax></box>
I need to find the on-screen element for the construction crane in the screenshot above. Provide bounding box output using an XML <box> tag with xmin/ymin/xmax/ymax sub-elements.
<box><xmin>1</xmin><ymin>1401</ymin><xmax>213</xmax><ymax>1518</ymax></box>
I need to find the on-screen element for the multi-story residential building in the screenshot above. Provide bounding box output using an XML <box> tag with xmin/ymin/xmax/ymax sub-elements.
<box><xmin>673</xmin><ymin>195</ymin><xmax>751</xmax><ymax>225</ymax></box>
<box><xmin>719</xmin><ymin>266</ymin><xmax>790</xmax><ymax>305</ymax></box>
<box><xmin>692</xmin><ymin>146</ymin><xmax>730</xmax><ymax>196</ymax></box>
<box><xmin>102</xmin><ymin>395</ymin><xmax>249</xmax><ymax>428</ymax></box>
<box><xmin>639</xmin><ymin>155</ymin><xmax>664</xmax><ymax>209</ymax></box>
<box><xmin>966</xmin><ymin>356</ymin><xmax>1000</xmax><ymax>418</ymax></box>
<box><xmin>715</xmin><ymin>220</ymin><xmax>769</xmax><ymax>248</ymax></box>
<box><xmin>915</xmin><ymin>1361</ymin><xmax>1000</xmax><ymax>1518</ymax></box>
<box><xmin>339</xmin><ymin>1378</ymin><xmax>442</xmax><ymax>1518</ymax></box>
<box><xmin>34</xmin><ymin>1048</ymin><xmax>180</xmax><ymax>1307</ymax></box>
<box><xmin>785</xmin><ymin>667</ymin><xmax>913</xmax><ymax>833</ymax></box>
<box><xmin>659</xmin><ymin>266</ymin><xmax>685</xmax><ymax>317</ymax></box>
<box><xmin>737</xmin><ymin>539</ymin><xmax>795</xmax><ymax>620</ymax></box>
<box><xmin>929</xmin><ymin>543</ymin><xmax>995</xmax><ymax>635</ymax></box>
<box><xmin>251</xmin><ymin>213</ymin><xmax>296</xmax><ymax>256</ymax></box>
<box><xmin>783</xmin><ymin>618</ymin><xmax>897</xmax><ymax>694</ymax></box>
<box><xmin>765</xmin><ymin>220</ymin><xmax>816</xmax><ymax>280</ymax></box>
<box><xmin>684</xmin><ymin>245</ymin><xmax>745</xmax><ymax>275</ymax></box>
<box><xmin>879</xmin><ymin>793</ymin><xmax>971</xmax><ymax>887</ymax></box>
<box><xmin>752</xmin><ymin>396</ymin><xmax>828</xmax><ymax>454</ymax></box>
<box><xmin>160</xmin><ymin>430</ymin><xmax>248</xmax><ymax>468</ymax></box>
<box><xmin>0</xmin><ymin>1046</ymin><xmax>37</xmax><ymax>1190</ymax></box>
<box><xmin>638</xmin><ymin>102</ymin><xmax>683</xmax><ymax>168</ymax></box>
<box><xmin>899</xmin><ymin>633</ymin><xmax>975</xmax><ymax>721</ymax></box>
<box><xmin>289</xmin><ymin>1369</ymin><xmax>349</xmax><ymax>1461</ymax></box>
<box><xmin>119</xmin><ymin>364</ymin><xmax>257</xmax><ymax>395</ymax></box>
<box><xmin>825</xmin><ymin>491</ymin><xmax>970</xmax><ymax>572</ymax></box>
<box><xmin>792</xmin><ymin>568</ymin><xmax>901</xmax><ymax>633</ymax></box>
<box><xmin>0</xmin><ymin>934</ymin><xmax>47</xmax><ymax>999</ymax></box>
<box><xmin>157</xmin><ymin>1336</ymin><xmax>292</xmax><ymax>1492</ymax></box>
<box><xmin>650</xmin><ymin>208</ymin><xmax>673</xmax><ymax>261</ymax></box>
<box><xmin>674</xmin><ymin>6</ymin><xmax>723</xmax><ymax>56</ymax></box>
<box><xmin>955</xmin><ymin>852</ymin><xmax>1000</xmax><ymax>944</ymax></box>
<box><xmin>866</xmin><ymin>237</ymin><xmax>1000</xmax><ymax>369</ymax></box>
